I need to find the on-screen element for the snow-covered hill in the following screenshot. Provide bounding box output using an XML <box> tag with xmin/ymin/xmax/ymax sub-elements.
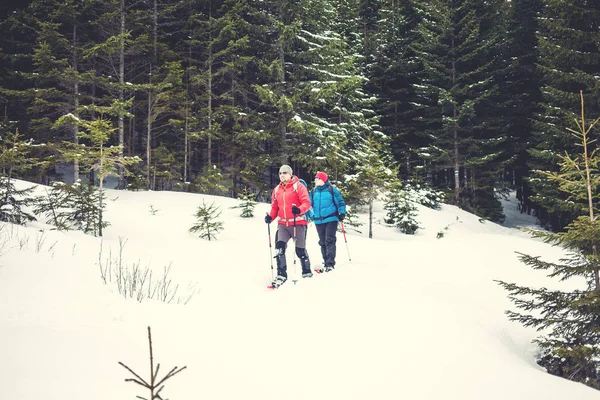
<box><xmin>0</xmin><ymin>180</ymin><xmax>597</xmax><ymax>400</ymax></box>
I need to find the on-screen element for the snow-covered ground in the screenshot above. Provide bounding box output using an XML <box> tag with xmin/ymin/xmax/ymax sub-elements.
<box><xmin>1</xmin><ymin>180</ymin><xmax>597</xmax><ymax>400</ymax></box>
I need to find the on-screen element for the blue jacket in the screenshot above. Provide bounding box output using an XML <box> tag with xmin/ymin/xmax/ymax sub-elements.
<box><xmin>310</xmin><ymin>181</ymin><xmax>347</xmax><ymax>225</ymax></box>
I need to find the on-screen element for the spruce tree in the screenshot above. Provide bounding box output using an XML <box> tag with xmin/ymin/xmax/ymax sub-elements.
<box><xmin>0</xmin><ymin>129</ymin><xmax>37</xmax><ymax>224</ymax></box>
<box><xmin>204</xmin><ymin>0</ymin><xmax>271</xmax><ymax>195</ymax></box>
<box><xmin>370</xmin><ymin>0</ymin><xmax>427</xmax><ymax>178</ymax></box>
<box><xmin>345</xmin><ymin>136</ymin><xmax>395</xmax><ymax>239</ymax></box>
<box><xmin>501</xmin><ymin>0</ymin><xmax>541</xmax><ymax>213</ymax></box>
<box><xmin>412</xmin><ymin>0</ymin><xmax>508</xmax><ymax>222</ymax></box>
<box><xmin>529</xmin><ymin>0</ymin><xmax>600</xmax><ymax>230</ymax></box>
<box><xmin>231</xmin><ymin>187</ymin><xmax>257</xmax><ymax>218</ymax></box>
<box><xmin>55</xmin><ymin>102</ymin><xmax>140</xmax><ymax>236</ymax></box>
<box><xmin>384</xmin><ymin>181</ymin><xmax>420</xmax><ymax>234</ymax></box>
<box><xmin>498</xmin><ymin>93</ymin><xmax>600</xmax><ymax>390</ymax></box>
<box><xmin>189</xmin><ymin>199</ymin><xmax>224</xmax><ymax>240</ymax></box>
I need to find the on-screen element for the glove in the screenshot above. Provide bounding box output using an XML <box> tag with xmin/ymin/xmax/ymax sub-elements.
<box><xmin>291</xmin><ymin>205</ymin><xmax>301</xmax><ymax>215</ymax></box>
<box><xmin>338</xmin><ymin>213</ymin><xmax>345</xmax><ymax>222</ymax></box>
<box><xmin>265</xmin><ymin>215</ymin><xmax>273</xmax><ymax>224</ymax></box>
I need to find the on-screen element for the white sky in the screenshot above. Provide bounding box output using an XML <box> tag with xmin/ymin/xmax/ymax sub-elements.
<box><xmin>1</xmin><ymin>180</ymin><xmax>599</xmax><ymax>400</ymax></box>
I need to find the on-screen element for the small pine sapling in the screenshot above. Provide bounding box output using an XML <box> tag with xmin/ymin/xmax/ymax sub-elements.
<box><xmin>60</xmin><ymin>181</ymin><xmax>109</xmax><ymax>236</ymax></box>
<box><xmin>119</xmin><ymin>326</ymin><xmax>186</xmax><ymax>400</ymax></box>
<box><xmin>189</xmin><ymin>199</ymin><xmax>224</xmax><ymax>240</ymax></box>
<box><xmin>231</xmin><ymin>187</ymin><xmax>256</xmax><ymax>218</ymax></box>
<box><xmin>33</xmin><ymin>184</ymin><xmax>71</xmax><ymax>230</ymax></box>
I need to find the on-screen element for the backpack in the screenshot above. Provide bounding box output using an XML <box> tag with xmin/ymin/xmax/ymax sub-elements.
<box><xmin>275</xmin><ymin>178</ymin><xmax>314</xmax><ymax>222</ymax></box>
<box><xmin>276</xmin><ymin>178</ymin><xmax>308</xmax><ymax>194</ymax></box>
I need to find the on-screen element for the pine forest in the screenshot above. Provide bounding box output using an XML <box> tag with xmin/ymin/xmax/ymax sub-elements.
<box><xmin>1</xmin><ymin>0</ymin><xmax>599</xmax><ymax>230</ymax></box>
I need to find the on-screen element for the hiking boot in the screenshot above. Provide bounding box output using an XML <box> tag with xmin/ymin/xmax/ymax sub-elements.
<box><xmin>271</xmin><ymin>275</ymin><xmax>287</xmax><ymax>288</ymax></box>
<box><xmin>325</xmin><ymin>265</ymin><xmax>335</xmax><ymax>272</ymax></box>
<box><xmin>302</xmin><ymin>272</ymin><xmax>313</xmax><ymax>278</ymax></box>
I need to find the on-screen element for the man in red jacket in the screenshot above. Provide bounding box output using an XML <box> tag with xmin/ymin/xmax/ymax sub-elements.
<box><xmin>265</xmin><ymin>164</ymin><xmax>313</xmax><ymax>288</ymax></box>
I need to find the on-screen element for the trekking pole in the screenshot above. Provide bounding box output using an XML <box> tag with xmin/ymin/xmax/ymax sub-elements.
<box><xmin>340</xmin><ymin>221</ymin><xmax>352</xmax><ymax>262</ymax></box>
<box><xmin>292</xmin><ymin>204</ymin><xmax>298</xmax><ymax>285</ymax></box>
<box><xmin>267</xmin><ymin>213</ymin><xmax>274</xmax><ymax>280</ymax></box>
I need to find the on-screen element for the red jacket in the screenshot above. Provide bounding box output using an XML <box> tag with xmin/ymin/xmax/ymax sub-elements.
<box><xmin>269</xmin><ymin>175</ymin><xmax>311</xmax><ymax>226</ymax></box>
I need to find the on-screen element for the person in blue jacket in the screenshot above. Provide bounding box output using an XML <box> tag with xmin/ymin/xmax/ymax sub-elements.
<box><xmin>310</xmin><ymin>171</ymin><xmax>346</xmax><ymax>272</ymax></box>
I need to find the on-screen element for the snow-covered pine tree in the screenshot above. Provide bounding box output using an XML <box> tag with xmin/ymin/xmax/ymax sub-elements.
<box><xmin>497</xmin><ymin>93</ymin><xmax>600</xmax><ymax>390</ymax></box>
<box><xmin>189</xmin><ymin>199</ymin><xmax>224</xmax><ymax>241</ymax></box>
<box><xmin>369</xmin><ymin>0</ymin><xmax>428</xmax><ymax>179</ymax></box>
<box><xmin>384</xmin><ymin>181</ymin><xmax>420</xmax><ymax>235</ymax></box>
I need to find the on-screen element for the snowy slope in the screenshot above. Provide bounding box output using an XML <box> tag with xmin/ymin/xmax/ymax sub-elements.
<box><xmin>0</xmin><ymin>180</ymin><xmax>597</xmax><ymax>400</ymax></box>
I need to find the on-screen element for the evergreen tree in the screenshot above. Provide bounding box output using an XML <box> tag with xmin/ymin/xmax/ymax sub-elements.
<box><xmin>189</xmin><ymin>199</ymin><xmax>224</xmax><ymax>240</ymax></box>
<box><xmin>231</xmin><ymin>187</ymin><xmax>257</xmax><ymax>218</ymax></box>
<box><xmin>0</xmin><ymin>129</ymin><xmax>37</xmax><ymax>224</ymax></box>
<box><xmin>412</xmin><ymin>0</ymin><xmax>508</xmax><ymax>222</ymax></box>
<box><xmin>498</xmin><ymin>93</ymin><xmax>600</xmax><ymax>390</ymax></box>
<box><xmin>24</xmin><ymin>0</ymin><xmax>99</xmax><ymax>183</ymax></box>
<box><xmin>384</xmin><ymin>180</ymin><xmax>420</xmax><ymax>234</ymax></box>
<box><xmin>34</xmin><ymin>183</ymin><xmax>72</xmax><ymax>230</ymax></box>
<box><xmin>529</xmin><ymin>0</ymin><xmax>600</xmax><ymax>231</ymax></box>
<box><xmin>38</xmin><ymin>181</ymin><xmax>108</xmax><ymax>235</ymax></box>
<box><xmin>254</xmin><ymin>0</ymin><xmax>376</xmax><ymax>180</ymax></box>
<box><xmin>501</xmin><ymin>0</ymin><xmax>541</xmax><ymax>213</ymax></box>
<box><xmin>345</xmin><ymin>136</ymin><xmax>395</xmax><ymax>238</ymax></box>
<box><xmin>206</xmin><ymin>0</ymin><xmax>271</xmax><ymax>195</ymax></box>
<box><xmin>370</xmin><ymin>0</ymin><xmax>426</xmax><ymax>177</ymax></box>
<box><xmin>55</xmin><ymin>102</ymin><xmax>140</xmax><ymax>236</ymax></box>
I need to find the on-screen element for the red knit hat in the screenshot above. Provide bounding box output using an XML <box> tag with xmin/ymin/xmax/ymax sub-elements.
<box><xmin>315</xmin><ymin>171</ymin><xmax>328</xmax><ymax>182</ymax></box>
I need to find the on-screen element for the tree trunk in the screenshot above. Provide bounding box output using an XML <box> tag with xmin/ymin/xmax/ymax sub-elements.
<box><xmin>368</xmin><ymin>199</ymin><xmax>373</xmax><ymax>239</ymax></box>
<box><xmin>98</xmin><ymin>145</ymin><xmax>104</xmax><ymax>237</ymax></box>
<box><xmin>117</xmin><ymin>0</ymin><xmax>126</xmax><ymax>189</ymax></box>
<box><xmin>72</xmin><ymin>23</ymin><xmax>80</xmax><ymax>183</ymax></box>
<box><xmin>278</xmin><ymin>3</ymin><xmax>287</xmax><ymax>163</ymax></box>
<box><xmin>451</xmin><ymin>34</ymin><xmax>460</xmax><ymax>203</ymax></box>
<box><xmin>147</xmin><ymin>89</ymin><xmax>152</xmax><ymax>190</ymax></box>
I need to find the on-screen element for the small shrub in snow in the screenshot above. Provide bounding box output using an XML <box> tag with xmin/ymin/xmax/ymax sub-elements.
<box><xmin>436</xmin><ymin>216</ymin><xmax>462</xmax><ymax>239</ymax></box>
<box><xmin>231</xmin><ymin>187</ymin><xmax>256</xmax><ymax>218</ymax></box>
<box><xmin>119</xmin><ymin>326</ymin><xmax>187</xmax><ymax>400</ymax></box>
<box><xmin>189</xmin><ymin>200</ymin><xmax>224</xmax><ymax>240</ymax></box>
<box><xmin>98</xmin><ymin>237</ymin><xmax>198</xmax><ymax>304</ymax></box>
